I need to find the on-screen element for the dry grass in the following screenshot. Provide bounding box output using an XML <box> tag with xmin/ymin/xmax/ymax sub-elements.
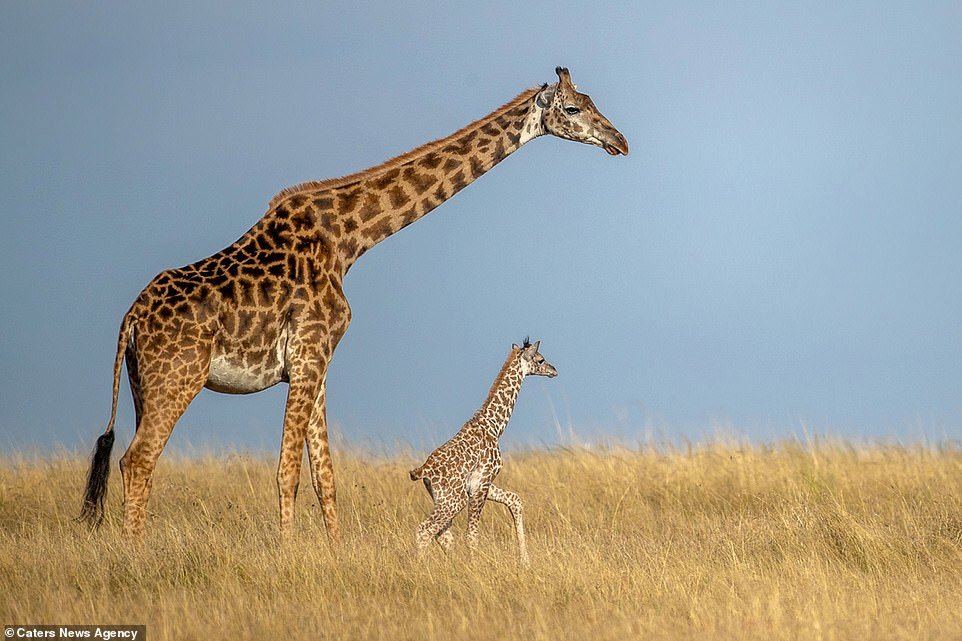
<box><xmin>2</xmin><ymin>440</ymin><xmax>961</xmax><ymax>640</ymax></box>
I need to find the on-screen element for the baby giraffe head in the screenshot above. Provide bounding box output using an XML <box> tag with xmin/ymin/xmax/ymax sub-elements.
<box><xmin>536</xmin><ymin>66</ymin><xmax>629</xmax><ymax>156</ymax></box>
<box><xmin>514</xmin><ymin>338</ymin><xmax>558</xmax><ymax>378</ymax></box>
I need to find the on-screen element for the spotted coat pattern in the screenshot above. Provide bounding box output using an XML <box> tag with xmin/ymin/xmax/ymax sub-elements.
<box><xmin>82</xmin><ymin>68</ymin><xmax>626</xmax><ymax>542</ymax></box>
<box><xmin>410</xmin><ymin>341</ymin><xmax>557</xmax><ymax>565</ymax></box>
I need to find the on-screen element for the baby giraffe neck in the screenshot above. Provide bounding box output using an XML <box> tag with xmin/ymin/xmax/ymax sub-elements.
<box><xmin>475</xmin><ymin>350</ymin><xmax>525</xmax><ymax>439</ymax></box>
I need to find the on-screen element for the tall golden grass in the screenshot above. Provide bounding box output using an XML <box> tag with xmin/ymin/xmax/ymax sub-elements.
<box><xmin>2</xmin><ymin>440</ymin><xmax>961</xmax><ymax>640</ymax></box>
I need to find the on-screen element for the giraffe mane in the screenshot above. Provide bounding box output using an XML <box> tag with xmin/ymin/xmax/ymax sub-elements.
<box><xmin>268</xmin><ymin>86</ymin><xmax>542</xmax><ymax>208</ymax></box>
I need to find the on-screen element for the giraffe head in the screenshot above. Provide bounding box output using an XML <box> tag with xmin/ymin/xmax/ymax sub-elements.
<box><xmin>514</xmin><ymin>338</ymin><xmax>558</xmax><ymax>378</ymax></box>
<box><xmin>535</xmin><ymin>67</ymin><xmax>629</xmax><ymax>156</ymax></box>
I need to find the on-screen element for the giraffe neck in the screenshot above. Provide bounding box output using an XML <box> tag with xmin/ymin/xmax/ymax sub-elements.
<box><xmin>474</xmin><ymin>349</ymin><xmax>526</xmax><ymax>439</ymax></box>
<box><xmin>335</xmin><ymin>93</ymin><xmax>546</xmax><ymax>268</ymax></box>
<box><xmin>269</xmin><ymin>87</ymin><xmax>547</xmax><ymax>273</ymax></box>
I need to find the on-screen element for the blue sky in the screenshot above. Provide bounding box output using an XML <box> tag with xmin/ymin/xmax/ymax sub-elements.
<box><xmin>1</xmin><ymin>2</ymin><xmax>960</xmax><ymax>454</ymax></box>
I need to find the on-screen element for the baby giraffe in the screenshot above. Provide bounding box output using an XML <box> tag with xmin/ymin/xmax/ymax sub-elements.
<box><xmin>409</xmin><ymin>338</ymin><xmax>557</xmax><ymax>565</ymax></box>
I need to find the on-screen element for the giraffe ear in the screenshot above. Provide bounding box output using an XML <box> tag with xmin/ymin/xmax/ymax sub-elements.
<box><xmin>512</xmin><ymin>343</ymin><xmax>521</xmax><ymax>350</ymax></box>
<box><xmin>533</xmin><ymin>340</ymin><xmax>541</xmax><ymax>352</ymax></box>
<box><xmin>536</xmin><ymin>84</ymin><xmax>556</xmax><ymax>109</ymax></box>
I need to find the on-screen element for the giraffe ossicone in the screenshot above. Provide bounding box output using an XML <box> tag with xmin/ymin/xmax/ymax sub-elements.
<box><xmin>79</xmin><ymin>67</ymin><xmax>626</xmax><ymax>542</ymax></box>
<box><xmin>411</xmin><ymin>339</ymin><xmax>557</xmax><ymax>565</ymax></box>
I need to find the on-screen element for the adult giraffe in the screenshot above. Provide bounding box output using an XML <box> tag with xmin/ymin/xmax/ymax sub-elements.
<box><xmin>80</xmin><ymin>67</ymin><xmax>628</xmax><ymax>541</ymax></box>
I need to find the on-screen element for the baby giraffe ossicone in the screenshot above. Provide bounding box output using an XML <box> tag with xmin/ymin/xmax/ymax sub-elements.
<box><xmin>409</xmin><ymin>339</ymin><xmax>557</xmax><ymax>565</ymax></box>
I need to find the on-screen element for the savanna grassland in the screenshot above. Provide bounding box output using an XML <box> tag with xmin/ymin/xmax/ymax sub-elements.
<box><xmin>2</xmin><ymin>441</ymin><xmax>961</xmax><ymax>640</ymax></box>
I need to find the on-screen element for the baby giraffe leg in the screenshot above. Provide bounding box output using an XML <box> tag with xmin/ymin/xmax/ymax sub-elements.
<box><xmin>436</xmin><ymin>524</ymin><xmax>455</xmax><ymax>550</ymax></box>
<box><xmin>421</xmin><ymin>479</ymin><xmax>454</xmax><ymax>549</ymax></box>
<box><xmin>487</xmin><ymin>485</ymin><xmax>530</xmax><ymax>566</ymax></box>
<box><xmin>415</xmin><ymin>493</ymin><xmax>466</xmax><ymax>556</ymax></box>
<box><xmin>464</xmin><ymin>483</ymin><xmax>491</xmax><ymax>551</ymax></box>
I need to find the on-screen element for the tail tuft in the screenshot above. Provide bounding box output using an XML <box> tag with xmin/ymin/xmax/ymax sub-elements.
<box><xmin>78</xmin><ymin>430</ymin><xmax>115</xmax><ymax>527</ymax></box>
<box><xmin>78</xmin><ymin>311</ymin><xmax>133</xmax><ymax>529</ymax></box>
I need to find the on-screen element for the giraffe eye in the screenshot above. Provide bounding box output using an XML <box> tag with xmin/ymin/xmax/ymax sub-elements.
<box><xmin>564</xmin><ymin>106</ymin><xmax>581</xmax><ymax>115</ymax></box>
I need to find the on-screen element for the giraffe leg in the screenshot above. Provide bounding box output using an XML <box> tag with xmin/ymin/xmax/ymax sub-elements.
<box><xmin>304</xmin><ymin>377</ymin><xmax>340</xmax><ymax>544</ymax></box>
<box><xmin>119</xmin><ymin>407</ymin><xmax>188</xmax><ymax>540</ymax></box>
<box><xmin>487</xmin><ymin>485</ymin><xmax>530</xmax><ymax>566</ymax></box>
<box><xmin>282</xmin><ymin>281</ymin><xmax>349</xmax><ymax>543</ymax></box>
<box><xmin>276</xmin><ymin>429</ymin><xmax>304</xmax><ymax>539</ymax></box>
<box><xmin>416</xmin><ymin>478</ymin><xmax>453</xmax><ymax>549</ymax></box>
<box><xmin>119</xmin><ymin>330</ymin><xmax>209</xmax><ymax>541</ymax></box>
<box><xmin>464</xmin><ymin>482</ymin><xmax>491</xmax><ymax>551</ymax></box>
<box><xmin>276</xmin><ymin>379</ymin><xmax>316</xmax><ymax>539</ymax></box>
<box><xmin>416</xmin><ymin>491</ymin><xmax>466</xmax><ymax>555</ymax></box>
<box><xmin>436</xmin><ymin>524</ymin><xmax>454</xmax><ymax>550</ymax></box>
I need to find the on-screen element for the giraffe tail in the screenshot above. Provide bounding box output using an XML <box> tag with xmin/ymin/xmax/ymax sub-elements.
<box><xmin>79</xmin><ymin>310</ymin><xmax>135</xmax><ymax>528</ymax></box>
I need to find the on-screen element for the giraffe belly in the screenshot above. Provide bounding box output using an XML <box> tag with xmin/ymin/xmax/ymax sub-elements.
<box><xmin>205</xmin><ymin>329</ymin><xmax>288</xmax><ymax>394</ymax></box>
<box><xmin>205</xmin><ymin>354</ymin><xmax>285</xmax><ymax>394</ymax></box>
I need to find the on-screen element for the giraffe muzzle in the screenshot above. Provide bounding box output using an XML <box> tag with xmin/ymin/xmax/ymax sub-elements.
<box><xmin>603</xmin><ymin>132</ymin><xmax>630</xmax><ymax>156</ymax></box>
